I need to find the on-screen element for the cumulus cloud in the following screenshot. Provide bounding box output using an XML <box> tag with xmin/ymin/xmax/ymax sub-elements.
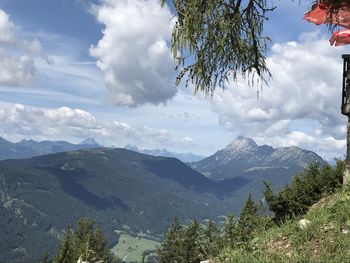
<box><xmin>0</xmin><ymin>103</ymin><xmax>194</xmax><ymax>150</ymax></box>
<box><xmin>0</xmin><ymin>104</ymin><xmax>100</xmax><ymax>137</ymax></box>
<box><xmin>0</xmin><ymin>9</ymin><xmax>52</xmax><ymax>87</ymax></box>
<box><xmin>90</xmin><ymin>0</ymin><xmax>176</xmax><ymax>107</ymax></box>
<box><xmin>254</xmin><ymin>132</ymin><xmax>346</xmax><ymax>161</ymax></box>
<box><xmin>210</xmin><ymin>31</ymin><xmax>348</xmax><ymax>159</ymax></box>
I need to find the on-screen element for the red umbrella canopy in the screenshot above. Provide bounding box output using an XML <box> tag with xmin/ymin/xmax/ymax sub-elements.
<box><xmin>304</xmin><ymin>1</ymin><xmax>350</xmax><ymax>45</ymax></box>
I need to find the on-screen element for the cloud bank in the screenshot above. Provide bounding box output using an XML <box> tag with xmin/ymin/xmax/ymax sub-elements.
<box><xmin>0</xmin><ymin>9</ymin><xmax>52</xmax><ymax>87</ymax></box>
<box><xmin>211</xmin><ymin>32</ymin><xmax>347</xmax><ymax>159</ymax></box>
<box><xmin>90</xmin><ymin>0</ymin><xmax>176</xmax><ymax>107</ymax></box>
<box><xmin>0</xmin><ymin>103</ymin><xmax>194</xmax><ymax>150</ymax></box>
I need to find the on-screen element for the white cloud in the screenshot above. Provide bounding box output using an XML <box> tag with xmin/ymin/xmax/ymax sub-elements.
<box><xmin>90</xmin><ymin>0</ymin><xmax>176</xmax><ymax>107</ymax></box>
<box><xmin>0</xmin><ymin>104</ymin><xmax>100</xmax><ymax>137</ymax></box>
<box><xmin>254</xmin><ymin>131</ymin><xmax>346</xmax><ymax>161</ymax></box>
<box><xmin>0</xmin><ymin>103</ymin><xmax>196</xmax><ymax>150</ymax></box>
<box><xmin>0</xmin><ymin>9</ymin><xmax>52</xmax><ymax>87</ymax></box>
<box><xmin>0</xmin><ymin>53</ymin><xmax>35</xmax><ymax>86</ymax></box>
<box><xmin>210</xmin><ymin>31</ymin><xmax>348</xmax><ymax>159</ymax></box>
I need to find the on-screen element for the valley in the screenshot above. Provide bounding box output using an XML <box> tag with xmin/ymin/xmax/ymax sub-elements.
<box><xmin>0</xmin><ymin>137</ymin><xmax>325</xmax><ymax>262</ymax></box>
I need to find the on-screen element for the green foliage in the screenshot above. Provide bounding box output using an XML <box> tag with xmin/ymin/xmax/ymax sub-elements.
<box><xmin>158</xmin><ymin>161</ymin><xmax>348</xmax><ymax>262</ymax></box>
<box><xmin>235</xmin><ymin>194</ymin><xmax>259</xmax><ymax>243</ymax></box>
<box><xmin>199</xmin><ymin>220</ymin><xmax>221</xmax><ymax>258</ymax></box>
<box><xmin>161</xmin><ymin>0</ymin><xmax>275</xmax><ymax>93</ymax></box>
<box><xmin>159</xmin><ymin>197</ymin><xmax>271</xmax><ymax>262</ymax></box>
<box><xmin>55</xmin><ymin>226</ymin><xmax>74</xmax><ymax>263</ymax></box>
<box><xmin>181</xmin><ymin>220</ymin><xmax>201</xmax><ymax>263</ymax></box>
<box><xmin>0</xmin><ymin>148</ymin><xmax>235</xmax><ymax>260</ymax></box>
<box><xmin>264</xmin><ymin>161</ymin><xmax>344</xmax><ymax>222</ymax></box>
<box><xmin>157</xmin><ymin>217</ymin><xmax>184</xmax><ymax>262</ymax></box>
<box><xmin>52</xmin><ymin>218</ymin><xmax>115</xmax><ymax>263</ymax></box>
<box><xmin>217</xmin><ymin>188</ymin><xmax>350</xmax><ymax>262</ymax></box>
<box><xmin>222</xmin><ymin>215</ymin><xmax>237</xmax><ymax>248</ymax></box>
<box><xmin>160</xmin><ymin>0</ymin><xmax>350</xmax><ymax>94</ymax></box>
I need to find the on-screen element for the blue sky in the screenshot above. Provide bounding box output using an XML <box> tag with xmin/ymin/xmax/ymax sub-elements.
<box><xmin>0</xmin><ymin>0</ymin><xmax>348</xmax><ymax>160</ymax></box>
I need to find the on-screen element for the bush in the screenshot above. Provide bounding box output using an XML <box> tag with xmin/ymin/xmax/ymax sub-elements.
<box><xmin>264</xmin><ymin>161</ymin><xmax>344</xmax><ymax>222</ymax></box>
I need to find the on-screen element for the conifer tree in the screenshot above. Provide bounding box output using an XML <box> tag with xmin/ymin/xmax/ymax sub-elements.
<box><xmin>264</xmin><ymin>161</ymin><xmax>344</xmax><ymax>222</ymax></box>
<box><xmin>235</xmin><ymin>194</ymin><xmax>259</xmax><ymax>243</ymax></box>
<box><xmin>55</xmin><ymin>226</ymin><xmax>74</xmax><ymax>263</ymax></box>
<box><xmin>89</xmin><ymin>226</ymin><xmax>111</xmax><ymax>262</ymax></box>
<box><xmin>161</xmin><ymin>0</ymin><xmax>275</xmax><ymax>93</ymax></box>
<box><xmin>157</xmin><ymin>217</ymin><xmax>183</xmax><ymax>263</ymax></box>
<box><xmin>180</xmin><ymin>219</ymin><xmax>201</xmax><ymax>263</ymax></box>
<box><xmin>51</xmin><ymin>218</ymin><xmax>115</xmax><ymax>263</ymax></box>
<box><xmin>200</xmin><ymin>220</ymin><xmax>221</xmax><ymax>259</ymax></box>
<box><xmin>222</xmin><ymin>215</ymin><xmax>236</xmax><ymax>248</ymax></box>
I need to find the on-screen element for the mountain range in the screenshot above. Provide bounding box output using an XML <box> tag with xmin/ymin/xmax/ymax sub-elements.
<box><xmin>191</xmin><ymin>136</ymin><xmax>325</xmax><ymax>181</ymax></box>
<box><xmin>0</xmin><ymin>137</ymin><xmax>100</xmax><ymax>160</ymax></box>
<box><xmin>0</xmin><ymin>136</ymin><xmax>327</xmax><ymax>261</ymax></box>
<box><xmin>0</xmin><ymin>148</ymin><xmax>232</xmax><ymax>261</ymax></box>
<box><xmin>124</xmin><ymin>144</ymin><xmax>205</xmax><ymax>162</ymax></box>
<box><xmin>189</xmin><ymin>137</ymin><xmax>326</xmax><ymax>214</ymax></box>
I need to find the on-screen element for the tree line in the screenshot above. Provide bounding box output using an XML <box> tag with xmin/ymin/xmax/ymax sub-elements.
<box><xmin>157</xmin><ymin>161</ymin><xmax>344</xmax><ymax>263</ymax></box>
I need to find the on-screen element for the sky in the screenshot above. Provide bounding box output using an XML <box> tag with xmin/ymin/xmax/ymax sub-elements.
<box><xmin>0</xmin><ymin>0</ymin><xmax>349</xmax><ymax>161</ymax></box>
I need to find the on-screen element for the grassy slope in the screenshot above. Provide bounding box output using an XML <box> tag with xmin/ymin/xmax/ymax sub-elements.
<box><xmin>217</xmin><ymin>188</ymin><xmax>350</xmax><ymax>263</ymax></box>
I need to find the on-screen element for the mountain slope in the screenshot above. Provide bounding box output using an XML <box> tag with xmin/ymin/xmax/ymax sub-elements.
<box><xmin>219</xmin><ymin>189</ymin><xmax>350</xmax><ymax>262</ymax></box>
<box><xmin>0</xmin><ymin>137</ymin><xmax>100</xmax><ymax>160</ymax></box>
<box><xmin>124</xmin><ymin>144</ymin><xmax>205</xmax><ymax>162</ymax></box>
<box><xmin>0</xmin><ymin>148</ymin><xmax>231</xmax><ymax>261</ymax></box>
<box><xmin>190</xmin><ymin>137</ymin><xmax>326</xmax><ymax>218</ymax></box>
<box><xmin>191</xmin><ymin>136</ymin><xmax>325</xmax><ymax>181</ymax></box>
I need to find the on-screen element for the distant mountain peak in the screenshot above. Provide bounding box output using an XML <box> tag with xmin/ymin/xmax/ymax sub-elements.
<box><xmin>225</xmin><ymin>136</ymin><xmax>257</xmax><ymax>151</ymax></box>
<box><xmin>20</xmin><ymin>139</ymin><xmax>36</xmax><ymax>143</ymax></box>
<box><xmin>80</xmin><ymin>138</ymin><xmax>99</xmax><ymax>146</ymax></box>
<box><xmin>123</xmin><ymin>145</ymin><xmax>205</xmax><ymax>162</ymax></box>
<box><xmin>124</xmin><ymin>144</ymin><xmax>139</xmax><ymax>152</ymax></box>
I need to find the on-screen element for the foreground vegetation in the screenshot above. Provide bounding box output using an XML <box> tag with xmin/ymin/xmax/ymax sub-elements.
<box><xmin>41</xmin><ymin>218</ymin><xmax>119</xmax><ymax>263</ymax></box>
<box><xmin>158</xmin><ymin>161</ymin><xmax>347</xmax><ymax>262</ymax></box>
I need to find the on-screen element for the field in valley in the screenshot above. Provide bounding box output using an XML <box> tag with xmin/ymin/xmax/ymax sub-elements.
<box><xmin>111</xmin><ymin>232</ymin><xmax>160</xmax><ymax>262</ymax></box>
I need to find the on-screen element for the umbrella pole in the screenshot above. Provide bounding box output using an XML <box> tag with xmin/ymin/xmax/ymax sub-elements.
<box><xmin>345</xmin><ymin>116</ymin><xmax>350</xmax><ymax>185</ymax></box>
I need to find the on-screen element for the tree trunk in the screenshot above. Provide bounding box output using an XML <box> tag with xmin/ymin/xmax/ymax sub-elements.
<box><xmin>344</xmin><ymin>117</ymin><xmax>350</xmax><ymax>185</ymax></box>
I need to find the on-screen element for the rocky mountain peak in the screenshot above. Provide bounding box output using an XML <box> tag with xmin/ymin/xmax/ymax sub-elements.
<box><xmin>80</xmin><ymin>138</ymin><xmax>99</xmax><ymax>146</ymax></box>
<box><xmin>225</xmin><ymin>136</ymin><xmax>257</xmax><ymax>151</ymax></box>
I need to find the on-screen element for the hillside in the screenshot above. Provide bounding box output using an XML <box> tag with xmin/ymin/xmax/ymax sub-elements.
<box><xmin>217</xmin><ymin>189</ymin><xmax>350</xmax><ymax>262</ymax></box>
<box><xmin>0</xmin><ymin>137</ymin><xmax>100</xmax><ymax>160</ymax></box>
<box><xmin>157</xmin><ymin>161</ymin><xmax>346</xmax><ymax>263</ymax></box>
<box><xmin>0</xmin><ymin>148</ymin><xmax>232</xmax><ymax>261</ymax></box>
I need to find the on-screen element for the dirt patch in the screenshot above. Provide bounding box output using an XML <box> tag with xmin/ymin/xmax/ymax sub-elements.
<box><xmin>267</xmin><ymin>236</ymin><xmax>293</xmax><ymax>257</ymax></box>
<box><xmin>309</xmin><ymin>195</ymin><xmax>337</xmax><ymax>212</ymax></box>
<box><xmin>310</xmin><ymin>238</ymin><xmax>320</xmax><ymax>258</ymax></box>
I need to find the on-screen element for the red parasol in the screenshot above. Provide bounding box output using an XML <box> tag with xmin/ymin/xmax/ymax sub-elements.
<box><xmin>330</xmin><ymin>29</ymin><xmax>350</xmax><ymax>45</ymax></box>
<box><xmin>304</xmin><ymin>1</ymin><xmax>350</xmax><ymax>45</ymax></box>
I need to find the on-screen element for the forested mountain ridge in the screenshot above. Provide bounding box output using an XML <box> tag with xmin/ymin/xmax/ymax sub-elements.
<box><xmin>0</xmin><ymin>137</ymin><xmax>100</xmax><ymax>160</ymax></box>
<box><xmin>124</xmin><ymin>144</ymin><xmax>205</xmax><ymax>162</ymax></box>
<box><xmin>0</xmin><ymin>148</ymin><xmax>232</xmax><ymax>261</ymax></box>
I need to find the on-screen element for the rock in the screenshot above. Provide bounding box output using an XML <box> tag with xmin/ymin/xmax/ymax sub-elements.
<box><xmin>200</xmin><ymin>260</ymin><xmax>212</xmax><ymax>263</ymax></box>
<box><xmin>342</xmin><ymin>229</ymin><xmax>349</xmax><ymax>234</ymax></box>
<box><xmin>299</xmin><ymin>219</ymin><xmax>311</xmax><ymax>229</ymax></box>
